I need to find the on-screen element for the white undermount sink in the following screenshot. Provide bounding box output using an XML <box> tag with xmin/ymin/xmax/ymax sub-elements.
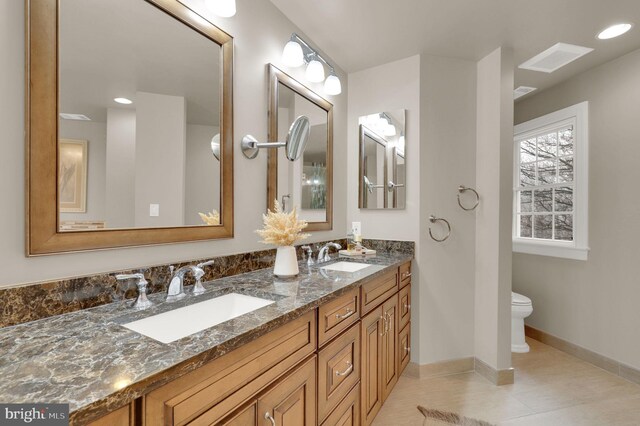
<box><xmin>123</xmin><ymin>293</ymin><xmax>274</xmax><ymax>344</ymax></box>
<box><xmin>320</xmin><ymin>261</ymin><xmax>370</xmax><ymax>273</ymax></box>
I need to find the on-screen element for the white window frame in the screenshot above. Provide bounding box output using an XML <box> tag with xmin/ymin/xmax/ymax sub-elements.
<box><xmin>513</xmin><ymin>102</ymin><xmax>589</xmax><ymax>261</ymax></box>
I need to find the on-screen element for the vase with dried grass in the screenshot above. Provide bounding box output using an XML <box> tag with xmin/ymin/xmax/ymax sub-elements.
<box><xmin>256</xmin><ymin>200</ymin><xmax>310</xmax><ymax>277</ymax></box>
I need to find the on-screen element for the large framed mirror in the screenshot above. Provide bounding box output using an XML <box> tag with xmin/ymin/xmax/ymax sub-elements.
<box><xmin>26</xmin><ymin>0</ymin><xmax>234</xmax><ymax>255</ymax></box>
<box><xmin>267</xmin><ymin>65</ymin><xmax>333</xmax><ymax>231</ymax></box>
<box><xmin>358</xmin><ymin>110</ymin><xmax>406</xmax><ymax>209</ymax></box>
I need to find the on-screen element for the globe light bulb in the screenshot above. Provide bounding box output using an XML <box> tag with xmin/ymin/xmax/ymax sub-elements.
<box><xmin>305</xmin><ymin>59</ymin><xmax>325</xmax><ymax>83</ymax></box>
<box><xmin>282</xmin><ymin>40</ymin><xmax>304</xmax><ymax>67</ymax></box>
<box><xmin>324</xmin><ymin>73</ymin><xmax>342</xmax><ymax>95</ymax></box>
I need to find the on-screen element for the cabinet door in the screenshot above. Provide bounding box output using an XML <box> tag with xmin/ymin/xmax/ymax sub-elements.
<box><xmin>381</xmin><ymin>295</ymin><xmax>399</xmax><ymax>402</ymax></box>
<box><xmin>219</xmin><ymin>401</ymin><xmax>257</xmax><ymax>426</ymax></box>
<box><xmin>360</xmin><ymin>306</ymin><xmax>384</xmax><ymax>425</ymax></box>
<box><xmin>257</xmin><ymin>356</ymin><xmax>316</xmax><ymax>426</ymax></box>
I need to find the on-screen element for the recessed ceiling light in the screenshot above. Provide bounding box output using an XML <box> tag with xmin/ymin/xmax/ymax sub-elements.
<box><xmin>114</xmin><ymin>97</ymin><xmax>133</xmax><ymax>105</ymax></box>
<box><xmin>59</xmin><ymin>113</ymin><xmax>91</xmax><ymax>121</ymax></box>
<box><xmin>597</xmin><ymin>23</ymin><xmax>633</xmax><ymax>40</ymax></box>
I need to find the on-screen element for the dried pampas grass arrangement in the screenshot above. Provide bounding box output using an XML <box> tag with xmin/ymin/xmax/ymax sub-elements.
<box><xmin>199</xmin><ymin>210</ymin><xmax>220</xmax><ymax>225</ymax></box>
<box><xmin>256</xmin><ymin>200</ymin><xmax>310</xmax><ymax>247</ymax></box>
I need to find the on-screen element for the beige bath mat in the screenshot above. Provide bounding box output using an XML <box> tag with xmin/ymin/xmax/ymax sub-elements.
<box><xmin>417</xmin><ymin>406</ymin><xmax>495</xmax><ymax>426</ymax></box>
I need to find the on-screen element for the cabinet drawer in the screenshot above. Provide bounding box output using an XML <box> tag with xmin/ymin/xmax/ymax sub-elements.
<box><xmin>146</xmin><ymin>311</ymin><xmax>316</xmax><ymax>426</ymax></box>
<box><xmin>398</xmin><ymin>322</ymin><xmax>411</xmax><ymax>376</ymax></box>
<box><xmin>218</xmin><ymin>401</ymin><xmax>256</xmax><ymax>425</ymax></box>
<box><xmin>361</xmin><ymin>269</ymin><xmax>398</xmax><ymax>314</ymax></box>
<box><xmin>399</xmin><ymin>262</ymin><xmax>411</xmax><ymax>288</ymax></box>
<box><xmin>318</xmin><ymin>288</ymin><xmax>359</xmax><ymax>347</ymax></box>
<box><xmin>318</xmin><ymin>323</ymin><xmax>360</xmax><ymax>422</ymax></box>
<box><xmin>321</xmin><ymin>383</ymin><xmax>360</xmax><ymax>426</ymax></box>
<box><xmin>398</xmin><ymin>283</ymin><xmax>411</xmax><ymax>331</ymax></box>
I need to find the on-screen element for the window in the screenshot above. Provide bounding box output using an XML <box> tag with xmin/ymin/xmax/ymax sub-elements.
<box><xmin>513</xmin><ymin>102</ymin><xmax>589</xmax><ymax>260</ymax></box>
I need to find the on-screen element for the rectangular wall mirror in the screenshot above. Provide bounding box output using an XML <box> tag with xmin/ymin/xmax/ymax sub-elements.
<box><xmin>26</xmin><ymin>0</ymin><xmax>234</xmax><ymax>255</ymax></box>
<box><xmin>267</xmin><ymin>65</ymin><xmax>333</xmax><ymax>231</ymax></box>
<box><xmin>358</xmin><ymin>110</ymin><xmax>406</xmax><ymax>209</ymax></box>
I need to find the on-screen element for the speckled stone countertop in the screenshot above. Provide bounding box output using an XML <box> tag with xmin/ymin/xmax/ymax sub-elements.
<box><xmin>0</xmin><ymin>252</ymin><xmax>412</xmax><ymax>424</ymax></box>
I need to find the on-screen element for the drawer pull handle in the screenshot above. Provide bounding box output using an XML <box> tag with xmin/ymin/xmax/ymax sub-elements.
<box><xmin>379</xmin><ymin>315</ymin><xmax>386</xmax><ymax>336</ymax></box>
<box><xmin>264</xmin><ymin>412</ymin><xmax>276</xmax><ymax>426</ymax></box>
<box><xmin>405</xmin><ymin>345</ymin><xmax>411</xmax><ymax>354</ymax></box>
<box><xmin>335</xmin><ymin>361</ymin><xmax>353</xmax><ymax>377</ymax></box>
<box><xmin>404</xmin><ymin>303</ymin><xmax>411</xmax><ymax>311</ymax></box>
<box><xmin>335</xmin><ymin>308</ymin><xmax>354</xmax><ymax>320</ymax></box>
<box><xmin>403</xmin><ymin>272</ymin><xmax>412</xmax><ymax>279</ymax></box>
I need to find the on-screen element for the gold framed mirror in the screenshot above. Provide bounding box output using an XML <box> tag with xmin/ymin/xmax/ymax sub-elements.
<box><xmin>267</xmin><ymin>65</ymin><xmax>333</xmax><ymax>231</ymax></box>
<box><xmin>26</xmin><ymin>0</ymin><xmax>234</xmax><ymax>255</ymax></box>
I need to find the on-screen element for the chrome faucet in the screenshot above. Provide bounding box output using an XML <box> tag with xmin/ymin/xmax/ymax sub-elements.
<box><xmin>115</xmin><ymin>273</ymin><xmax>153</xmax><ymax>310</ymax></box>
<box><xmin>166</xmin><ymin>260</ymin><xmax>215</xmax><ymax>300</ymax></box>
<box><xmin>167</xmin><ymin>265</ymin><xmax>199</xmax><ymax>301</ymax></box>
<box><xmin>317</xmin><ymin>242</ymin><xmax>342</xmax><ymax>263</ymax></box>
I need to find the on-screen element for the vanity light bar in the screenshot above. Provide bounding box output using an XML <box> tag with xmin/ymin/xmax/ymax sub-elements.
<box><xmin>282</xmin><ymin>33</ymin><xmax>342</xmax><ymax>95</ymax></box>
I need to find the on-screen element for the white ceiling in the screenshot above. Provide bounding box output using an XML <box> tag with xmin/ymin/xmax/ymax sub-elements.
<box><xmin>59</xmin><ymin>0</ymin><xmax>220</xmax><ymax>125</ymax></box>
<box><xmin>269</xmin><ymin>0</ymin><xmax>640</xmax><ymax>96</ymax></box>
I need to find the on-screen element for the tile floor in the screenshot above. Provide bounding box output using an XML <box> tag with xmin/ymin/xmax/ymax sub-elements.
<box><xmin>373</xmin><ymin>338</ymin><xmax>640</xmax><ymax>425</ymax></box>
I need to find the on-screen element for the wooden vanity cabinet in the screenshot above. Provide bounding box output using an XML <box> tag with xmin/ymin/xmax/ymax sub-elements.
<box><xmin>93</xmin><ymin>261</ymin><xmax>411</xmax><ymax>426</ymax></box>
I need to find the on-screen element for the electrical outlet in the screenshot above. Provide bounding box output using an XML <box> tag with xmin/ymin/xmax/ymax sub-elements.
<box><xmin>351</xmin><ymin>221</ymin><xmax>362</xmax><ymax>235</ymax></box>
<box><xmin>149</xmin><ymin>204</ymin><xmax>160</xmax><ymax>217</ymax></box>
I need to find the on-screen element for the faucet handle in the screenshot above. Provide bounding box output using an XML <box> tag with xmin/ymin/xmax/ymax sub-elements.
<box><xmin>115</xmin><ymin>273</ymin><xmax>153</xmax><ymax>310</ymax></box>
<box><xmin>196</xmin><ymin>260</ymin><xmax>215</xmax><ymax>269</ymax></box>
<box><xmin>193</xmin><ymin>260</ymin><xmax>214</xmax><ymax>295</ymax></box>
<box><xmin>301</xmin><ymin>246</ymin><xmax>314</xmax><ymax>265</ymax></box>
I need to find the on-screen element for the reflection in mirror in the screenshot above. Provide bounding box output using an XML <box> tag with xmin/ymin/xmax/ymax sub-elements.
<box><xmin>58</xmin><ymin>0</ymin><xmax>222</xmax><ymax>231</ymax></box>
<box><xmin>358</xmin><ymin>110</ymin><xmax>406</xmax><ymax>209</ymax></box>
<box><xmin>268</xmin><ymin>65</ymin><xmax>333</xmax><ymax>231</ymax></box>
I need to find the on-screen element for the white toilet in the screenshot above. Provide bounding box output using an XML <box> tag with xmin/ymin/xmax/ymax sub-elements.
<box><xmin>511</xmin><ymin>292</ymin><xmax>533</xmax><ymax>353</ymax></box>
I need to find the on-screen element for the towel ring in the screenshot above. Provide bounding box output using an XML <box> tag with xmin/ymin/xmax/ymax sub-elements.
<box><xmin>457</xmin><ymin>185</ymin><xmax>480</xmax><ymax>211</ymax></box>
<box><xmin>428</xmin><ymin>215</ymin><xmax>451</xmax><ymax>242</ymax></box>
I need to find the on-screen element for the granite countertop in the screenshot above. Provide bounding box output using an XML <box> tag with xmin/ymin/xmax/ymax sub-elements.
<box><xmin>0</xmin><ymin>252</ymin><xmax>412</xmax><ymax>423</ymax></box>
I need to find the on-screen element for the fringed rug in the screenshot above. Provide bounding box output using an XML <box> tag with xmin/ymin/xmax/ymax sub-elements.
<box><xmin>417</xmin><ymin>406</ymin><xmax>495</xmax><ymax>426</ymax></box>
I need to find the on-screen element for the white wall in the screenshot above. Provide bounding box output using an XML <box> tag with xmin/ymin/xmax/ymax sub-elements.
<box><xmin>347</xmin><ymin>55</ymin><xmax>421</xmax><ymax>243</ymax></box>
<box><xmin>513</xmin><ymin>48</ymin><xmax>640</xmax><ymax>371</ymax></box>
<box><xmin>106</xmin><ymin>108</ymin><xmax>136</xmax><ymax>228</ymax></box>
<box><xmin>0</xmin><ymin>0</ymin><xmax>347</xmax><ymax>287</ymax></box>
<box><xmin>419</xmin><ymin>54</ymin><xmax>478</xmax><ymax>364</ymax></box>
<box><xmin>135</xmin><ymin>92</ymin><xmax>187</xmax><ymax>227</ymax></box>
<box><xmin>185</xmin><ymin>124</ymin><xmax>221</xmax><ymax>226</ymax></box>
<box><xmin>474</xmin><ymin>47</ymin><xmax>514</xmax><ymax>371</ymax></box>
<box><xmin>59</xmin><ymin>120</ymin><xmax>107</xmax><ymax>222</ymax></box>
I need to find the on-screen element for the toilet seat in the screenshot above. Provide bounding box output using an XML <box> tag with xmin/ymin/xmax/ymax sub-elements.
<box><xmin>512</xmin><ymin>292</ymin><xmax>532</xmax><ymax>306</ymax></box>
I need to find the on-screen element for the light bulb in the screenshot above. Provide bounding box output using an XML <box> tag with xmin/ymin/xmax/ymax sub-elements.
<box><xmin>324</xmin><ymin>73</ymin><xmax>342</xmax><ymax>95</ymax></box>
<box><xmin>206</xmin><ymin>0</ymin><xmax>236</xmax><ymax>17</ymax></box>
<box><xmin>305</xmin><ymin>59</ymin><xmax>325</xmax><ymax>83</ymax></box>
<box><xmin>597</xmin><ymin>23</ymin><xmax>632</xmax><ymax>40</ymax></box>
<box><xmin>384</xmin><ymin>123</ymin><xmax>396</xmax><ymax>137</ymax></box>
<box><xmin>282</xmin><ymin>40</ymin><xmax>304</xmax><ymax>67</ymax></box>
